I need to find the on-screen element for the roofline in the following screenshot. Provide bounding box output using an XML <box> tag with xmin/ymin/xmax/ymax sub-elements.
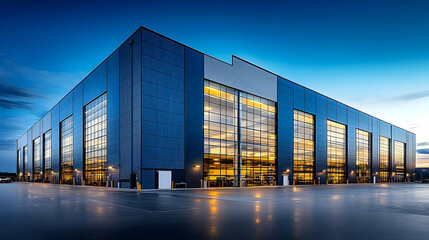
<box><xmin>16</xmin><ymin>26</ymin><xmax>416</xmax><ymax>140</ymax></box>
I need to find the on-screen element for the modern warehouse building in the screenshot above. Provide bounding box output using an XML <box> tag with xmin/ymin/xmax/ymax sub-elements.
<box><xmin>16</xmin><ymin>26</ymin><xmax>416</xmax><ymax>189</ymax></box>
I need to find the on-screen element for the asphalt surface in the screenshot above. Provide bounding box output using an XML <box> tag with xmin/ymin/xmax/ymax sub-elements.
<box><xmin>1</xmin><ymin>183</ymin><xmax>428</xmax><ymax>240</ymax></box>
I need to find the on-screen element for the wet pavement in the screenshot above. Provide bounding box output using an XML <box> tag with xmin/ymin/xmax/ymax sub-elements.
<box><xmin>1</xmin><ymin>183</ymin><xmax>429</xmax><ymax>240</ymax></box>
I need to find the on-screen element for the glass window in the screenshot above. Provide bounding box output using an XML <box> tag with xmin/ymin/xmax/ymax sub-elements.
<box><xmin>60</xmin><ymin>116</ymin><xmax>73</xmax><ymax>184</ymax></box>
<box><xmin>33</xmin><ymin>137</ymin><xmax>41</xmax><ymax>182</ymax></box>
<box><xmin>327</xmin><ymin>120</ymin><xmax>347</xmax><ymax>184</ymax></box>
<box><xmin>43</xmin><ymin>130</ymin><xmax>52</xmax><ymax>183</ymax></box>
<box><xmin>394</xmin><ymin>141</ymin><xmax>405</xmax><ymax>182</ymax></box>
<box><xmin>84</xmin><ymin>93</ymin><xmax>107</xmax><ymax>186</ymax></box>
<box><xmin>356</xmin><ymin>129</ymin><xmax>371</xmax><ymax>183</ymax></box>
<box><xmin>379</xmin><ymin>136</ymin><xmax>390</xmax><ymax>182</ymax></box>
<box><xmin>293</xmin><ymin>110</ymin><xmax>315</xmax><ymax>184</ymax></box>
<box><xmin>203</xmin><ymin>80</ymin><xmax>277</xmax><ymax>187</ymax></box>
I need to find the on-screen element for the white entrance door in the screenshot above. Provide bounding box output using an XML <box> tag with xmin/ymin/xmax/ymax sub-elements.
<box><xmin>158</xmin><ymin>171</ymin><xmax>172</xmax><ymax>189</ymax></box>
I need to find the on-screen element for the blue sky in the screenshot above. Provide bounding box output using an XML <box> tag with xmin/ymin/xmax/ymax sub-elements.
<box><xmin>1</xmin><ymin>0</ymin><xmax>429</xmax><ymax>172</ymax></box>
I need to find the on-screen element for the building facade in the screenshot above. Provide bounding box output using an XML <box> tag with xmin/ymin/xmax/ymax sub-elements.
<box><xmin>16</xmin><ymin>27</ymin><xmax>416</xmax><ymax>188</ymax></box>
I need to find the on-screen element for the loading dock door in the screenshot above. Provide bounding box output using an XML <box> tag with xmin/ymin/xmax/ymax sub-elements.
<box><xmin>158</xmin><ymin>171</ymin><xmax>172</xmax><ymax>189</ymax></box>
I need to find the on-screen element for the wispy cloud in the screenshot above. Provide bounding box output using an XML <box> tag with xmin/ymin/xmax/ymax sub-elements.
<box><xmin>417</xmin><ymin>142</ymin><xmax>429</xmax><ymax>147</ymax></box>
<box><xmin>377</xmin><ymin>89</ymin><xmax>429</xmax><ymax>103</ymax></box>
<box><xmin>0</xmin><ymin>80</ymin><xmax>40</xmax><ymax>99</ymax></box>
<box><xmin>0</xmin><ymin>99</ymin><xmax>33</xmax><ymax>109</ymax></box>
<box><xmin>417</xmin><ymin>149</ymin><xmax>429</xmax><ymax>154</ymax></box>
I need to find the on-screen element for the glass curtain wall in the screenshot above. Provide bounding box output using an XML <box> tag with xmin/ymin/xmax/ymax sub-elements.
<box><xmin>394</xmin><ymin>141</ymin><xmax>405</xmax><ymax>182</ymax></box>
<box><xmin>84</xmin><ymin>93</ymin><xmax>107</xmax><ymax>186</ymax></box>
<box><xmin>43</xmin><ymin>130</ymin><xmax>52</xmax><ymax>183</ymax></box>
<box><xmin>327</xmin><ymin>120</ymin><xmax>347</xmax><ymax>184</ymax></box>
<box><xmin>60</xmin><ymin>116</ymin><xmax>73</xmax><ymax>184</ymax></box>
<box><xmin>23</xmin><ymin>145</ymin><xmax>28</xmax><ymax>181</ymax></box>
<box><xmin>356</xmin><ymin>129</ymin><xmax>371</xmax><ymax>183</ymax></box>
<box><xmin>379</xmin><ymin>136</ymin><xmax>390</xmax><ymax>182</ymax></box>
<box><xmin>33</xmin><ymin>137</ymin><xmax>41</xmax><ymax>182</ymax></box>
<box><xmin>293</xmin><ymin>110</ymin><xmax>315</xmax><ymax>184</ymax></box>
<box><xmin>203</xmin><ymin>80</ymin><xmax>276</xmax><ymax>187</ymax></box>
<box><xmin>241</xmin><ymin>92</ymin><xmax>276</xmax><ymax>186</ymax></box>
<box><xmin>204</xmin><ymin>81</ymin><xmax>239</xmax><ymax>187</ymax></box>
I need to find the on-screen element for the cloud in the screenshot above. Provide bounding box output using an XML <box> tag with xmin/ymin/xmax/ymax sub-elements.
<box><xmin>0</xmin><ymin>139</ymin><xmax>15</xmax><ymax>151</ymax></box>
<box><xmin>0</xmin><ymin>99</ymin><xmax>33</xmax><ymax>109</ymax></box>
<box><xmin>0</xmin><ymin>80</ymin><xmax>40</xmax><ymax>99</ymax></box>
<box><xmin>378</xmin><ymin>89</ymin><xmax>429</xmax><ymax>103</ymax></box>
<box><xmin>417</xmin><ymin>142</ymin><xmax>429</xmax><ymax>147</ymax></box>
<box><xmin>417</xmin><ymin>148</ymin><xmax>429</xmax><ymax>154</ymax></box>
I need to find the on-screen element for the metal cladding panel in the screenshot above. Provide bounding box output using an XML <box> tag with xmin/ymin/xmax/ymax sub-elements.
<box><xmin>372</xmin><ymin>118</ymin><xmax>380</xmax><ymax>178</ymax></box>
<box><xmin>304</xmin><ymin>88</ymin><xmax>316</xmax><ymax>114</ymax></box>
<box><xmin>293</xmin><ymin>84</ymin><xmax>305</xmax><ymax>111</ymax></box>
<box><xmin>336</xmin><ymin>103</ymin><xmax>347</xmax><ymax>125</ymax></box>
<box><xmin>327</xmin><ymin>99</ymin><xmax>337</xmax><ymax>121</ymax></box>
<box><xmin>277</xmin><ymin>77</ymin><xmax>294</xmax><ymax>185</ymax></box>
<box><xmin>131</xmin><ymin>28</ymin><xmax>142</xmax><ymax>181</ymax></box>
<box><xmin>51</xmin><ymin>105</ymin><xmax>60</xmax><ymax>176</ymax></box>
<box><xmin>42</xmin><ymin>111</ymin><xmax>51</xmax><ymax>133</ymax></box>
<box><xmin>60</xmin><ymin>92</ymin><xmax>73</xmax><ymax>121</ymax></box>
<box><xmin>27</xmin><ymin>130</ymin><xmax>33</xmax><ymax>181</ymax></box>
<box><xmin>204</xmin><ymin>55</ymin><xmax>277</xmax><ymax>101</ymax></box>
<box><xmin>184</xmin><ymin>47</ymin><xmax>204</xmax><ymax>188</ymax></box>
<box><xmin>119</xmin><ymin>37</ymin><xmax>133</xmax><ymax>185</ymax></box>
<box><xmin>379</xmin><ymin>121</ymin><xmax>391</xmax><ymax>138</ymax></box>
<box><xmin>73</xmin><ymin>83</ymin><xmax>83</xmax><ymax>179</ymax></box>
<box><xmin>358</xmin><ymin>112</ymin><xmax>370</xmax><ymax>132</ymax></box>
<box><xmin>392</xmin><ymin>126</ymin><xmax>407</xmax><ymax>174</ymax></box>
<box><xmin>32</xmin><ymin>121</ymin><xmax>41</xmax><ymax>140</ymax></box>
<box><xmin>141</xmin><ymin>28</ymin><xmax>185</xmax><ymax>170</ymax></box>
<box><xmin>141</xmin><ymin>169</ymin><xmax>155</xmax><ymax>189</ymax></box>
<box><xmin>107</xmin><ymin>50</ymin><xmax>120</xmax><ymax>182</ymax></box>
<box><xmin>315</xmin><ymin>93</ymin><xmax>327</xmax><ymax>183</ymax></box>
<box><xmin>347</xmin><ymin>108</ymin><xmax>358</xmax><ymax>183</ymax></box>
<box><xmin>83</xmin><ymin>62</ymin><xmax>107</xmax><ymax>105</ymax></box>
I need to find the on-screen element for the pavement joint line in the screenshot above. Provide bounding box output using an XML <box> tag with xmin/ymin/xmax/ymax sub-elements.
<box><xmin>88</xmin><ymin>199</ymin><xmax>153</xmax><ymax>213</ymax></box>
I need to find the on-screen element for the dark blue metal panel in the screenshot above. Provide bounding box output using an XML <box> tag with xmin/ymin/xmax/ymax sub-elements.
<box><xmin>337</xmin><ymin>103</ymin><xmax>347</xmax><ymax>125</ymax></box>
<box><xmin>119</xmin><ymin>36</ymin><xmax>132</xmax><ymax>188</ymax></box>
<box><xmin>60</xmin><ymin>92</ymin><xmax>73</xmax><ymax>121</ymax></box>
<box><xmin>132</xmin><ymin>28</ymin><xmax>142</xmax><ymax>184</ymax></box>
<box><xmin>327</xmin><ymin>99</ymin><xmax>336</xmax><ymax>121</ymax></box>
<box><xmin>293</xmin><ymin>84</ymin><xmax>305</xmax><ymax>111</ymax></box>
<box><xmin>315</xmin><ymin>93</ymin><xmax>327</xmax><ymax>183</ymax></box>
<box><xmin>141</xmin><ymin>29</ymin><xmax>185</xmax><ymax>171</ymax></box>
<box><xmin>347</xmin><ymin>107</ymin><xmax>357</xmax><ymax>183</ymax></box>
<box><xmin>277</xmin><ymin>77</ymin><xmax>294</xmax><ymax>185</ymax></box>
<box><xmin>304</xmin><ymin>88</ymin><xmax>316</xmax><ymax>115</ymax></box>
<box><xmin>141</xmin><ymin>169</ymin><xmax>155</xmax><ymax>189</ymax></box>
<box><xmin>184</xmin><ymin>47</ymin><xmax>204</xmax><ymax>188</ymax></box>
<box><xmin>73</xmin><ymin>83</ymin><xmax>83</xmax><ymax>184</ymax></box>
<box><xmin>358</xmin><ymin>112</ymin><xmax>370</xmax><ymax>132</ymax></box>
<box><xmin>107</xmin><ymin>50</ymin><xmax>120</xmax><ymax>184</ymax></box>
<box><xmin>83</xmin><ymin>62</ymin><xmax>107</xmax><ymax>106</ymax></box>
<box><xmin>51</xmin><ymin>104</ymin><xmax>60</xmax><ymax>183</ymax></box>
<box><xmin>372</xmin><ymin>118</ymin><xmax>380</xmax><ymax>181</ymax></box>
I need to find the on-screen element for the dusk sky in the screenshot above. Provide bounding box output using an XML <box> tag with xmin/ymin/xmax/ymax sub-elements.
<box><xmin>1</xmin><ymin>0</ymin><xmax>429</xmax><ymax>172</ymax></box>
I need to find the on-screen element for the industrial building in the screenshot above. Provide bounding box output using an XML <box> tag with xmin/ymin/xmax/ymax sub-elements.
<box><xmin>16</xmin><ymin>27</ymin><xmax>416</xmax><ymax>189</ymax></box>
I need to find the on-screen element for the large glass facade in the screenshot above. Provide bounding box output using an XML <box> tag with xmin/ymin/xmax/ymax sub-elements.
<box><xmin>84</xmin><ymin>93</ymin><xmax>107</xmax><ymax>186</ymax></box>
<box><xmin>240</xmin><ymin>92</ymin><xmax>276</xmax><ymax>186</ymax></box>
<box><xmin>327</xmin><ymin>120</ymin><xmax>347</xmax><ymax>184</ymax></box>
<box><xmin>394</xmin><ymin>141</ymin><xmax>405</xmax><ymax>182</ymax></box>
<box><xmin>204</xmin><ymin>81</ymin><xmax>239</xmax><ymax>187</ymax></box>
<box><xmin>356</xmin><ymin>129</ymin><xmax>371</xmax><ymax>183</ymax></box>
<box><xmin>43</xmin><ymin>130</ymin><xmax>52</xmax><ymax>183</ymax></box>
<box><xmin>60</xmin><ymin>116</ymin><xmax>73</xmax><ymax>184</ymax></box>
<box><xmin>293</xmin><ymin>110</ymin><xmax>315</xmax><ymax>184</ymax></box>
<box><xmin>23</xmin><ymin>145</ymin><xmax>28</xmax><ymax>181</ymax></box>
<box><xmin>203</xmin><ymin>80</ymin><xmax>276</xmax><ymax>187</ymax></box>
<box><xmin>33</xmin><ymin>137</ymin><xmax>41</xmax><ymax>182</ymax></box>
<box><xmin>379</xmin><ymin>136</ymin><xmax>390</xmax><ymax>182</ymax></box>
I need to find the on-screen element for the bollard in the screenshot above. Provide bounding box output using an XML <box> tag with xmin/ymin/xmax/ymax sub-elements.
<box><xmin>171</xmin><ymin>181</ymin><xmax>174</xmax><ymax>189</ymax></box>
<box><xmin>318</xmin><ymin>177</ymin><xmax>320</xmax><ymax>185</ymax></box>
<box><xmin>347</xmin><ymin>179</ymin><xmax>348</xmax><ymax>184</ymax></box>
<box><xmin>111</xmin><ymin>180</ymin><xmax>113</xmax><ymax>188</ymax></box>
<box><xmin>200</xmin><ymin>180</ymin><xmax>202</xmax><ymax>188</ymax></box>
